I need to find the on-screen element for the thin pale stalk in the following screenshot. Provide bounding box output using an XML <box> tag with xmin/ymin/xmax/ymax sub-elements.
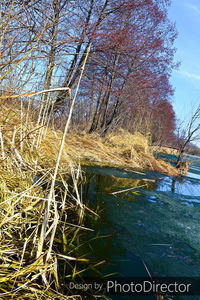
<box><xmin>20</xmin><ymin>98</ymin><xmax>23</xmax><ymax>152</ymax></box>
<box><xmin>12</xmin><ymin>126</ymin><xmax>16</xmax><ymax>146</ymax></box>
<box><xmin>0</xmin><ymin>127</ymin><xmax>5</xmax><ymax>161</ymax></box>
<box><xmin>36</xmin><ymin>44</ymin><xmax>91</xmax><ymax>259</ymax></box>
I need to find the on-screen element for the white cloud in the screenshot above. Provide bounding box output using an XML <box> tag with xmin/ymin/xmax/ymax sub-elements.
<box><xmin>179</xmin><ymin>70</ymin><xmax>200</xmax><ymax>81</ymax></box>
<box><xmin>185</xmin><ymin>2</ymin><xmax>200</xmax><ymax>15</ymax></box>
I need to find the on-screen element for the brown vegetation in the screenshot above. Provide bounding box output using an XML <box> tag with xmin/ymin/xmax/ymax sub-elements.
<box><xmin>0</xmin><ymin>100</ymin><xmax>181</xmax><ymax>299</ymax></box>
<box><xmin>151</xmin><ymin>145</ymin><xmax>180</xmax><ymax>156</ymax></box>
<box><xmin>40</xmin><ymin>129</ymin><xmax>179</xmax><ymax>176</ymax></box>
<box><xmin>0</xmin><ymin>1</ymin><xmax>186</xmax><ymax>298</ymax></box>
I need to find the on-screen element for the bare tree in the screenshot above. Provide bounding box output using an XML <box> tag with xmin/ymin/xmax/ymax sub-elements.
<box><xmin>176</xmin><ymin>104</ymin><xmax>200</xmax><ymax>168</ymax></box>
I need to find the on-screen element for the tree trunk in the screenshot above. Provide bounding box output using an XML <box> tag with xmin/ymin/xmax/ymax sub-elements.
<box><xmin>54</xmin><ymin>0</ymin><xmax>108</xmax><ymax>112</ymax></box>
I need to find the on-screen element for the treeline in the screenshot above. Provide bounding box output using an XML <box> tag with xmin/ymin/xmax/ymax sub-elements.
<box><xmin>1</xmin><ymin>0</ymin><xmax>178</xmax><ymax>146</ymax></box>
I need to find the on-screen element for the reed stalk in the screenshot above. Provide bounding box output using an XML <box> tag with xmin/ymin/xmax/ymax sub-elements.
<box><xmin>36</xmin><ymin>44</ymin><xmax>91</xmax><ymax>260</ymax></box>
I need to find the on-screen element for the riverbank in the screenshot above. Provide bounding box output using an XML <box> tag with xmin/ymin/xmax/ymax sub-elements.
<box><xmin>0</xmin><ymin>103</ymin><xmax>180</xmax><ymax>298</ymax></box>
<box><xmin>40</xmin><ymin>129</ymin><xmax>179</xmax><ymax>176</ymax></box>
<box><xmin>151</xmin><ymin>145</ymin><xmax>180</xmax><ymax>156</ymax></box>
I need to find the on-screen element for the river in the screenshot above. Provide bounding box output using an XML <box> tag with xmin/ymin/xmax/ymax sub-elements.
<box><xmin>79</xmin><ymin>154</ymin><xmax>200</xmax><ymax>299</ymax></box>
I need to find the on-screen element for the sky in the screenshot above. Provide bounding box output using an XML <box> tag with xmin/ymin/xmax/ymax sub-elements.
<box><xmin>168</xmin><ymin>0</ymin><xmax>200</xmax><ymax>125</ymax></box>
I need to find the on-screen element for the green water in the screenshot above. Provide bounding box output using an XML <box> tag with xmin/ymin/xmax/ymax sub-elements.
<box><xmin>81</xmin><ymin>155</ymin><xmax>200</xmax><ymax>300</ymax></box>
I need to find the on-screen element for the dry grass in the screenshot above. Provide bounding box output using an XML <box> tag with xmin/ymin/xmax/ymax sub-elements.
<box><xmin>39</xmin><ymin>128</ymin><xmax>179</xmax><ymax>176</ymax></box>
<box><xmin>151</xmin><ymin>145</ymin><xmax>180</xmax><ymax>156</ymax></box>
<box><xmin>0</xmin><ymin>104</ymin><xmax>96</xmax><ymax>299</ymax></box>
<box><xmin>0</xmin><ymin>101</ymin><xmax>180</xmax><ymax>299</ymax></box>
<box><xmin>0</xmin><ymin>101</ymin><xmax>178</xmax><ymax>176</ymax></box>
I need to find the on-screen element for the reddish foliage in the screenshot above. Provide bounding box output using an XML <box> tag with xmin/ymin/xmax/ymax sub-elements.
<box><xmin>76</xmin><ymin>0</ymin><xmax>178</xmax><ymax>145</ymax></box>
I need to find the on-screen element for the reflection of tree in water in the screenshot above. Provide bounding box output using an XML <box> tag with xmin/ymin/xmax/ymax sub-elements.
<box><xmin>171</xmin><ymin>177</ymin><xmax>185</xmax><ymax>193</ymax></box>
<box><xmin>171</xmin><ymin>178</ymin><xmax>175</xmax><ymax>193</ymax></box>
<box><xmin>83</xmin><ymin>171</ymin><xmax>157</xmax><ymax>200</ymax></box>
<box><xmin>81</xmin><ymin>167</ymin><xmax>200</xmax><ymax>282</ymax></box>
<box><xmin>81</xmin><ymin>173</ymin><xmax>125</xmax><ymax>277</ymax></box>
<box><xmin>81</xmin><ymin>171</ymin><xmax>158</xmax><ymax>277</ymax></box>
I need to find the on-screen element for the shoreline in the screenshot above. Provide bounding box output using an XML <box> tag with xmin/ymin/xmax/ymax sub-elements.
<box><xmin>0</xmin><ymin>123</ymin><xmax>181</xmax><ymax>298</ymax></box>
<box><xmin>39</xmin><ymin>129</ymin><xmax>180</xmax><ymax>177</ymax></box>
<box><xmin>151</xmin><ymin>145</ymin><xmax>180</xmax><ymax>156</ymax></box>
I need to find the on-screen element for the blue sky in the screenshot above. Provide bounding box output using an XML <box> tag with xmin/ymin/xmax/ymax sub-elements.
<box><xmin>168</xmin><ymin>0</ymin><xmax>200</xmax><ymax>124</ymax></box>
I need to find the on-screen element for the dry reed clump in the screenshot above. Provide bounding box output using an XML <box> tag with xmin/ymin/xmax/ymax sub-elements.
<box><xmin>40</xmin><ymin>128</ymin><xmax>179</xmax><ymax>176</ymax></box>
<box><xmin>0</xmin><ymin>154</ymin><xmax>88</xmax><ymax>298</ymax></box>
<box><xmin>39</xmin><ymin>129</ymin><xmax>128</xmax><ymax>169</ymax></box>
<box><xmin>0</xmin><ymin>162</ymin><xmax>91</xmax><ymax>299</ymax></box>
<box><xmin>106</xmin><ymin>130</ymin><xmax>149</xmax><ymax>154</ymax></box>
<box><xmin>0</xmin><ymin>105</ymin><xmax>94</xmax><ymax>299</ymax></box>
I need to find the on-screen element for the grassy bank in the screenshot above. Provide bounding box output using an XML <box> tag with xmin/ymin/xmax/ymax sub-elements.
<box><xmin>0</xmin><ymin>103</ymin><xmax>179</xmax><ymax>299</ymax></box>
<box><xmin>0</xmin><ymin>104</ymin><xmax>86</xmax><ymax>299</ymax></box>
<box><xmin>151</xmin><ymin>145</ymin><xmax>180</xmax><ymax>156</ymax></box>
<box><xmin>40</xmin><ymin>129</ymin><xmax>179</xmax><ymax>177</ymax></box>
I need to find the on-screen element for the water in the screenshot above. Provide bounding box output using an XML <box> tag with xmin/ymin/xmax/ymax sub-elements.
<box><xmin>80</xmin><ymin>155</ymin><xmax>200</xmax><ymax>300</ymax></box>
